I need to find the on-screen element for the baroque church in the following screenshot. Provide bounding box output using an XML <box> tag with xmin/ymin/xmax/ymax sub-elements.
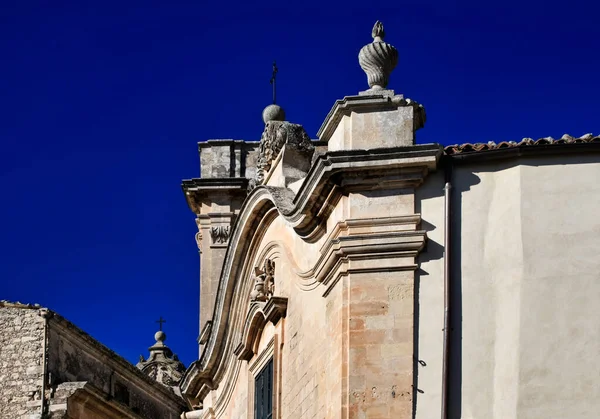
<box><xmin>2</xmin><ymin>21</ymin><xmax>600</xmax><ymax>419</ymax></box>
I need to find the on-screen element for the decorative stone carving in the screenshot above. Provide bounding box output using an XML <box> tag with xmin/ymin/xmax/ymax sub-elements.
<box><xmin>358</xmin><ymin>21</ymin><xmax>398</xmax><ymax>90</ymax></box>
<box><xmin>136</xmin><ymin>330</ymin><xmax>186</xmax><ymax>390</ymax></box>
<box><xmin>210</xmin><ymin>226</ymin><xmax>230</xmax><ymax>244</ymax></box>
<box><xmin>195</xmin><ymin>231</ymin><xmax>203</xmax><ymax>252</ymax></box>
<box><xmin>249</xmin><ymin>259</ymin><xmax>275</xmax><ymax>302</ymax></box>
<box><xmin>250</xmin><ymin>121</ymin><xmax>314</xmax><ymax>191</ymax></box>
<box><xmin>198</xmin><ymin>320</ymin><xmax>212</xmax><ymax>345</ymax></box>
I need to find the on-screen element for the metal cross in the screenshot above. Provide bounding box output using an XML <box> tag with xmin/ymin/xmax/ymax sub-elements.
<box><xmin>270</xmin><ymin>61</ymin><xmax>278</xmax><ymax>104</ymax></box>
<box><xmin>156</xmin><ymin>316</ymin><xmax>166</xmax><ymax>331</ymax></box>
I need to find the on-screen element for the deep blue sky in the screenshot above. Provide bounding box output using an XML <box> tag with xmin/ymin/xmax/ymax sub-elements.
<box><xmin>1</xmin><ymin>1</ymin><xmax>598</xmax><ymax>367</ymax></box>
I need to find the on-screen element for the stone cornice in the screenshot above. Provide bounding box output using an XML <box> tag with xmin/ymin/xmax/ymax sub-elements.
<box><xmin>292</xmin><ymin>215</ymin><xmax>424</xmax><ymax>287</ymax></box>
<box><xmin>182</xmin><ymin>178</ymin><xmax>249</xmax><ymax>190</ymax></box>
<box><xmin>286</xmin><ymin>144</ymin><xmax>441</xmax><ymax>240</ymax></box>
<box><xmin>182</xmin><ymin>178</ymin><xmax>248</xmax><ymax>213</ymax></box>
<box><xmin>60</xmin><ymin>382</ymin><xmax>144</xmax><ymax>418</ymax></box>
<box><xmin>179</xmin><ymin>145</ymin><xmax>440</xmax><ymax>403</ymax></box>
<box><xmin>198</xmin><ymin>139</ymin><xmax>258</xmax><ymax>149</ymax></box>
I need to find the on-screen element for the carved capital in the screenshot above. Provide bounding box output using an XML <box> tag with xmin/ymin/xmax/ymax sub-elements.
<box><xmin>210</xmin><ymin>225</ymin><xmax>230</xmax><ymax>245</ymax></box>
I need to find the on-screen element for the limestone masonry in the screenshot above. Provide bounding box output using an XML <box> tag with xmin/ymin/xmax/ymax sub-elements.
<box><xmin>0</xmin><ymin>301</ymin><xmax>186</xmax><ymax>418</ymax></box>
<box><xmin>0</xmin><ymin>303</ymin><xmax>46</xmax><ymax>418</ymax></box>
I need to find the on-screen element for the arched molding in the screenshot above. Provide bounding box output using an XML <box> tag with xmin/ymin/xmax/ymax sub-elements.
<box><xmin>180</xmin><ymin>189</ymin><xmax>290</xmax><ymax>403</ymax></box>
<box><xmin>234</xmin><ymin>298</ymin><xmax>287</xmax><ymax>362</ymax></box>
<box><xmin>256</xmin><ymin>241</ymin><xmax>321</xmax><ymax>292</ymax></box>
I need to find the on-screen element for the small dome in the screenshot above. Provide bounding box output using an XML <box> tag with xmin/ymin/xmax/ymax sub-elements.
<box><xmin>262</xmin><ymin>104</ymin><xmax>285</xmax><ymax>124</ymax></box>
<box><xmin>154</xmin><ymin>330</ymin><xmax>166</xmax><ymax>342</ymax></box>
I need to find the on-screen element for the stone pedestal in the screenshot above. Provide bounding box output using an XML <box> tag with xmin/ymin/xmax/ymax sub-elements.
<box><xmin>317</xmin><ymin>91</ymin><xmax>426</xmax><ymax>151</ymax></box>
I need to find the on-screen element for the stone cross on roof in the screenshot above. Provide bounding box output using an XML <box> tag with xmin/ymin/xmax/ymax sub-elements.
<box><xmin>270</xmin><ymin>61</ymin><xmax>278</xmax><ymax>104</ymax></box>
<box><xmin>156</xmin><ymin>316</ymin><xmax>166</xmax><ymax>331</ymax></box>
<box><xmin>262</xmin><ymin>61</ymin><xmax>285</xmax><ymax>124</ymax></box>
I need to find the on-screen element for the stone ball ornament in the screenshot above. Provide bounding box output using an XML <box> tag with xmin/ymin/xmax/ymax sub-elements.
<box><xmin>358</xmin><ymin>21</ymin><xmax>399</xmax><ymax>89</ymax></box>
<box><xmin>262</xmin><ymin>104</ymin><xmax>286</xmax><ymax>124</ymax></box>
<box><xmin>154</xmin><ymin>330</ymin><xmax>166</xmax><ymax>342</ymax></box>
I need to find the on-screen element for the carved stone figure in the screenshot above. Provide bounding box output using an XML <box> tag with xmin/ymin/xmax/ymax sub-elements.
<box><xmin>250</xmin><ymin>259</ymin><xmax>275</xmax><ymax>302</ymax></box>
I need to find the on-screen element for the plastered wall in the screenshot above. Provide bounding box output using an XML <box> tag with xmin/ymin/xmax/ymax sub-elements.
<box><xmin>416</xmin><ymin>155</ymin><xmax>600</xmax><ymax>419</ymax></box>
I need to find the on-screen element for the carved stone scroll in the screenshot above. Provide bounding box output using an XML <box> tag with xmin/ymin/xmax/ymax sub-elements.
<box><xmin>195</xmin><ymin>231</ymin><xmax>203</xmax><ymax>252</ymax></box>
<box><xmin>249</xmin><ymin>121</ymin><xmax>314</xmax><ymax>191</ymax></box>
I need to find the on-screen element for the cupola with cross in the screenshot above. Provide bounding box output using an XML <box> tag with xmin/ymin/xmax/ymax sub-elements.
<box><xmin>136</xmin><ymin>317</ymin><xmax>186</xmax><ymax>393</ymax></box>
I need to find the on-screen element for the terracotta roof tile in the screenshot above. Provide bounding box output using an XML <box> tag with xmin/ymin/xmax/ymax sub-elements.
<box><xmin>444</xmin><ymin>134</ymin><xmax>600</xmax><ymax>155</ymax></box>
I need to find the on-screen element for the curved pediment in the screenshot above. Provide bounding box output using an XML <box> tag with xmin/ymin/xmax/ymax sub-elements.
<box><xmin>180</xmin><ymin>145</ymin><xmax>441</xmax><ymax>402</ymax></box>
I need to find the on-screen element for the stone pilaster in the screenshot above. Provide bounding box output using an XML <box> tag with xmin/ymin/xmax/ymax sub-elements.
<box><xmin>317</xmin><ymin>50</ymin><xmax>435</xmax><ymax>415</ymax></box>
<box><xmin>182</xmin><ymin>140</ymin><xmax>258</xmax><ymax>356</ymax></box>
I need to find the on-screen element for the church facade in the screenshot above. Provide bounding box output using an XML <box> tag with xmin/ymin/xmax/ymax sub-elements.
<box><xmin>179</xmin><ymin>22</ymin><xmax>600</xmax><ymax>419</ymax></box>
<box><xmin>2</xmin><ymin>21</ymin><xmax>597</xmax><ymax>419</ymax></box>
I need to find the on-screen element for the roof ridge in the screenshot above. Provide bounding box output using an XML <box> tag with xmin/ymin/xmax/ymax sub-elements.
<box><xmin>444</xmin><ymin>133</ymin><xmax>599</xmax><ymax>155</ymax></box>
<box><xmin>0</xmin><ymin>300</ymin><xmax>44</xmax><ymax>309</ymax></box>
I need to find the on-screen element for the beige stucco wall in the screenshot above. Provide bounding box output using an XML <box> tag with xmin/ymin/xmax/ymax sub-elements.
<box><xmin>417</xmin><ymin>154</ymin><xmax>600</xmax><ymax>419</ymax></box>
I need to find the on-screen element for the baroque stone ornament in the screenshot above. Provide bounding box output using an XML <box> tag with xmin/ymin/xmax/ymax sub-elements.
<box><xmin>358</xmin><ymin>21</ymin><xmax>398</xmax><ymax>89</ymax></box>
<box><xmin>195</xmin><ymin>231</ymin><xmax>203</xmax><ymax>252</ymax></box>
<box><xmin>262</xmin><ymin>104</ymin><xmax>286</xmax><ymax>123</ymax></box>
<box><xmin>250</xmin><ymin>259</ymin><xmax>275</xmax><ymax>302</ymax></box>
<box><xmin>249</xmin><ymin>120</ymin><xmax>314</xmax><ymax>190</ymax></box>
<box><xmin>210</xmin><ymin>225</ymin><xmax>230</xmax><ymax>244</ymax></box>
<box><xmin>136</xmin><ymin>329</ymin><xmax>186</xmax><ymax>391</ymax></box>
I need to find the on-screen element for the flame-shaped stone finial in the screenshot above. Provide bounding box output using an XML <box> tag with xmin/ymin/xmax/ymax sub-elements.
<box><xmin>359</xmin><ymin>21</ymin><xmax>398</xmax><ymax>90</ymax></box>
<box><xmin>372</xmin><ymin>21</ymin><xmax>385</xmax><ymax>41</ymax></box>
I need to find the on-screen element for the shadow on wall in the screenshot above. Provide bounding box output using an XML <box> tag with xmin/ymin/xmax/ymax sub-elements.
<box><xmin>413</xmin><ymin>219</ymin><xmax>443</xmax><ymax>418</ymax></box>
<box><xmin>447</xmin><ymin>170</ymin><xmax>480</xmax><ymax>418</ymax></box>
<box><xmin>414</xmin><ymin>168</ymin><xmax>481</xmax><ymax>419</ymax></box>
